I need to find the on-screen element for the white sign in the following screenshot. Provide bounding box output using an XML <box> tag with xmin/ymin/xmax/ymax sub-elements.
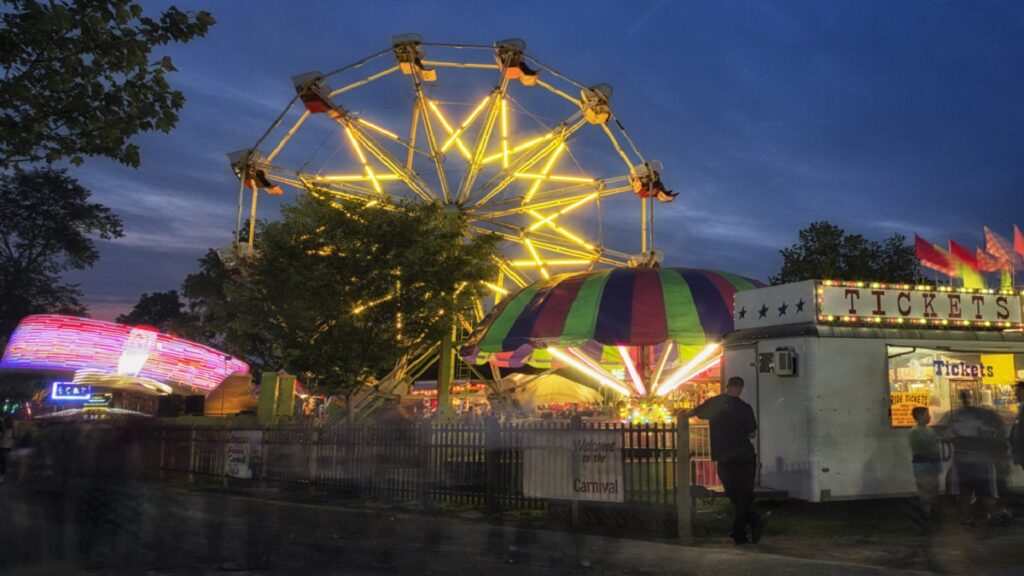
<box><xmin>226</xmin><ymin>430</ymin><xmax>262</xmax><ymax>479</ymax></box>
<box><xmin>523</xmin><ymin>429</ymin><xmax>623</xmax><ymax>502</ymax></box>
<box><xmin>820</xmin><ymin>286</ymin><xmax>1022</xmax><ymax>324</ymax></box>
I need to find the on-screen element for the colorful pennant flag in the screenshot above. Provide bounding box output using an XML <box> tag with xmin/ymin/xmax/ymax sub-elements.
<box><xmin>915</xmin><ymin>234</ymin><xmax>957</xmax><ymax>276</ymax></box>
<box><xmin>947</xmin><ymin>241</ymin><xmax>983</xmax><ymax>289</ymax></box>
<box><xmin>983</xmin><ymin>227</ymin><xmax>1013</xmax><ymax>269</ymax></box>
<box><xmin>1015</xmin><ymin>225</ymin><xmax>1024</xmax><ymax>259</ymax></box>
<box><xmin>949</xmin><ymin>240</ymin><xmax>978</xmax><ymax>270</ymax></box>
<box><xmin>976</xmin><ymin>248</ymin><xmax>1001</xmax><ymax>272</ymax></box>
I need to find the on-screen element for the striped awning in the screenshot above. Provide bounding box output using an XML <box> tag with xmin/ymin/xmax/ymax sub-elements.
<box><xmin>461</xmin><ymin>267</ymin><xmax>764</xmax><ymax>367</ymax></box>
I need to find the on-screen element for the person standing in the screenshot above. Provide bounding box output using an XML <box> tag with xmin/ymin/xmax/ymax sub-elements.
<box><xmin>0</xmin><ymin>417</ymin><xmax>14</xmax><ymax>484</ymax></box>
<box><xmin>1012</xmin><ymin>382</ymin><xmax>1024</xmax><ymax>475</ymax></box>
<box><xmin>939</xmin><ymin>390</ymin><xmax>1007</xmax><ymax>526</ymax></box>
<box><xmin>908</xmin><ymin>407</ymin><xmax>941</xmax><ymax>522</ymax></box>
<box><xmin>691</xmin><ymin>377</ymin><xmax>763</xmax><ymax>544</ymax></box>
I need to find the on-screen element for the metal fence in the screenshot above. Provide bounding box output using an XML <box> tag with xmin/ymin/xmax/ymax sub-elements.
<box><xmin>140</xmin><ymin>420</ymin><xmax>717</xmax><ymax>514</ymax></box>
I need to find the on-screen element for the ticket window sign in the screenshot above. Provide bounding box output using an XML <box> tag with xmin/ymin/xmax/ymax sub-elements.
<box><xmin>887</xmin><ymin>345</ymin><xmax>1022</xmax><ymax>427</ymax></box>
<box><xmin>51</xmin><ymin>381</ymin><xmax>92</xmax><ymax>401</ymax></box>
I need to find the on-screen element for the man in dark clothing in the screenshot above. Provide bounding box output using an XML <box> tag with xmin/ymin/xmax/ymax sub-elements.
<box><xmin>1012</xmin><ymin>382</ymin><xmax>1024</xmax><ymax>474</ymax></box>
<box><xmin>939</xmin><ymin>390</ymin><xmax>1007</xmax><ymax>526</ymax></box>
<box><xmin>692</xmin><ymin>377</ymin><xmax>762</xmax><ymax>544</ymax></box>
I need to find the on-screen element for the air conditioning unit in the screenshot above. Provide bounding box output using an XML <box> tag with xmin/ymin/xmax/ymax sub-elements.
<box><xmin>774</xmin><ymin>348</ymin><xmax>797</xmax><ymax>376</ymax></box>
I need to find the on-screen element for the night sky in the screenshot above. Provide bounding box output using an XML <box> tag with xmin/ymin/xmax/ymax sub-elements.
<box><xmin>61</xmin><ymin>0</ymin><xmax>1024</xmax><ymax>320</ymax></box>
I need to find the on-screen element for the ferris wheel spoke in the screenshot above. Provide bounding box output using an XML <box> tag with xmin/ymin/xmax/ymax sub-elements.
<box><xmin>408</xmin><ymin>74</ymin><xmax>453</xmax><ymax>202</ymax></box>
<box><xmin>535</xmin><ymin>79</ymin><xmax>579</xmax><ymax>105</ymax></box>
<box><xmin>328</xmin><ymin>65</ymin><xmax>400</xmax><ymax>97</ymax></box>
<box><xmin>420</xmin><ymin>59</ymin><xmax>500</xmax><ymax>70</ymax></box>
<box><xmin>469</xmin><ymin>115</ymin><xmax>587</xmax><ymax>207</ymax></box>
<box><xmin>345</xmin><ymin>121</ymin><xmax>437</xmax><ymax>201</ymax></box>
<box><xmin>455</xmin><ymin>76</ymin><xmax>512</xmax><ymax>205</ymax></box>
<box><xmin>478</xmin><ymin>182</ymin><xmax>630</xmax><ymax>217</ymax></box>
<box><xmin>266</xmin><ymin>110</ymin><xmax>310</xmax><ymax>163</ymax></box>
<box><xmin>600</xmin><ymin>123</ymin><xmax>640</xmax><ymax>175</ymax></box>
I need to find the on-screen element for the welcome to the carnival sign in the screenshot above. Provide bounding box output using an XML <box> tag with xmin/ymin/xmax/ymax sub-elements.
<box><xmin>819</xmin><ymin>285</ymin><xmax>1022</xmax><ymax>325</ymax></box>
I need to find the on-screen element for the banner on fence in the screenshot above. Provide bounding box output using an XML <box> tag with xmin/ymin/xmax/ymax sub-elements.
<box><xmin>226</xmin><ymin>430</ymin><xmax>263</xmax><ymax>479</ymax></box>
<box><xmin>523</xmin><ymin>429</ymin><xmax>624</xmax><ymax>502</ymax></box>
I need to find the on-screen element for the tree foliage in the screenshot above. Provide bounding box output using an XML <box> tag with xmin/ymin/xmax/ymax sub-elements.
<box><xmin>0</xmin><ymin>0</ymin><xmax>214</xmax><ymax>168</ymax></box>
<box><xmin>116</xmin><ymin>289</ymin><xmax>194</xmax><ymax>334</ymax></box>
<box><xmin>183</xmin><ymin>197</ymin><xmax>498</xmax><ymax>395</ymax></box>
<box><xmin>0</xmin><ymin>167</ymin><xmax>124</xmax><ymax>339</ymax></box>
<box><xmin>771</xmin><ymin>221</ymin><xmax>919</xmax><ymax>285</ymax></box>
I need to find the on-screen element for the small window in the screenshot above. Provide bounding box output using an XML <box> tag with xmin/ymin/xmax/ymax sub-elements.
<box><xmin>887</xmin><ymin>346</ymin><xmax>1021</xmax><ymax>427</ymax></box>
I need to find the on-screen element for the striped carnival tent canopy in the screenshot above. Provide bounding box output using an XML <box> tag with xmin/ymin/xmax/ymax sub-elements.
<box><xmin>460</xmin><ymin>267</ymin><xmax>765</xmax><ymax>398</ymax></box>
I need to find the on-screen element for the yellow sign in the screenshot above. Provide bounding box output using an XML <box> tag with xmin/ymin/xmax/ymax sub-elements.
<box><xmin>890</xmin><ymin>392</ymin><xmax>930</xmax><ymax>427</ymax></box>
<box><xmin>981</xmin><ymin>354</ymin><xmax>1016</xmax><ymax>386</ymax></box>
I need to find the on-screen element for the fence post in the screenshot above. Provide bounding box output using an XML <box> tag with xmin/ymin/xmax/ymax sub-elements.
<box><xmin>418</xmin><ymin>421</ymin><xmax>432</xmax><ymax>509</ymax></box>
<box><xmin>308</xmin><ymin>428</ymin><xmax>320</xmax><ymax>488</ymax></box>
<box><xmin>222</xmin><ymin>427</ymin><xmax>229</xmax><ymax>487</ymax></box>
<box><xmin>158</xmin><ymin>428</ymin><xmax>166</xmax><ymax>481</ymax></box>
<box><xmin>676</xmin><ymin>412</ymin><xmax>693</xmax><ymax>544</ymax></box>
<box><xmin>188</xmin><ymin>426</ymin><xmax>197</xmax><ymax>484</ymax></box>
<box><xmin>484</xmin><ymin>416</ymin><xmax>500</xmax><ymax>515</ymax></box>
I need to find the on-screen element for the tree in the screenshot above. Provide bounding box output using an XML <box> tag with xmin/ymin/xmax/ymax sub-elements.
<box><xmin>183</xmin><ymin>196</ymin><xmax>498</xmax><ymax>396</ymax></box>
<box><xmin>771</xmin><ymin>221</ymin><xmax>919</xmax><ymax>285</ymax></box>
<box><xmin>116</xmin><ymin>289</ymin><xmax>194</xmax><ymax>334</ymax></box>
<box><xmin>181</xmin><ymin>249</ymin><xmax>278</xmax><ymax>371</ymax></box>
<box><xmin>0</xmin><ymin>168</ymin><xmax>124</xmax><ymax>340</ymax></box>
<box><xmin>0</xmin><ymin>0</ymin><xmax>214</xmax><ymax>168</ymax></box>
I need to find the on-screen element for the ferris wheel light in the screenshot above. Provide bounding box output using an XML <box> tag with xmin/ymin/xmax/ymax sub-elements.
<box><xmin>355</xmin><ymin>118</ymin><xmax>399</xmax><ymax>140</ymax></box>
<box><xmin>522</xmin><ymin>238</ymin><xmax>549</xmax><ymax>278</ymax></box>
<box><xmin>482</xmin><ymin>133</ymin><xmax>555</xmax><ymax>164</ymax></box>
<box><xmin>441</xmin><ymin>95</ymin><xmax>492</xmax><ymax>153</ymax></box>
<box><xmin>426</xmin><ymin>99</ymin><xmax>472</xmax><ymax>159</ymax></box>
<box><xmin>483</xmin><ymin>282</ymin><xmax>509</xmax><ymax>295</ymax></box>
<box><xmin>500</xmin><ymin>97</ymin><xmax>510</xmax><ymax>168</ymax></box>
<box><xmin>524</xmin><ymin>143</ymin><xmax>566</xmax><ymax>202</ymax></box>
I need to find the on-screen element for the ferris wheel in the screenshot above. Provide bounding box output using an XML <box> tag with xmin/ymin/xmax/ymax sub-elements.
<box><xmin>229</xmin><ymin>35</ymin><xmax>674</xmax><ymax>414</ymax></box>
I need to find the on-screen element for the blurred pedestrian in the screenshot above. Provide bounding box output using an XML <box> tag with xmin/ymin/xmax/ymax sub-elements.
<box><xmin>691</xmin><ymin>377</ymin><xmax>763</xmax><ymax>544</ymax></box>
<box><xmin>1012</xmin><ymin>382</ymin><xmax>1024</xmax><ymax>474</ymax></box>
<box><xmin>908</xmin><ymin>407</ymin><xmax>941</xmax><ymax>522</ymax></box>
<box><xmin>939</xmin><ymin>390</ymin><xmax>1007</xmax><ymax>526</ymax></box>
<box><xmin>0</xmin><ymin>417</ymin><xmax>13</xmax><ymax>483</ymax></box>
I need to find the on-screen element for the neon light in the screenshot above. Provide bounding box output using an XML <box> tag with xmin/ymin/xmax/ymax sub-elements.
<box><xmin>1</xmin><ymin>315</ymin><xmax>249</xmax><ymax>392</ymax></box>
<box><xmin>656</xmin><ymin>356</ymin><xmax>723</xmax><ymax>397</ymax></box>
<box><xmin>51</xmin><ymin>381</ymin><xmax>92</xmax><ymax>401</ymax></box>
<box><xmin>656</xmin><ymin>343</ymin><xmax>721</xmax><ymax>397</ymax></box>
<box><xmin>617</xmin><ymin>345</ymin><xmax>646</xmax><ymax>396</ymax></box>
<box><xmin>549</xmin><ymin>347</ymin><xmax>631</xmax><ymax>396</ymax></box>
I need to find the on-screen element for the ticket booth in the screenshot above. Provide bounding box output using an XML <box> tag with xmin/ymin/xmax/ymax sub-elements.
<box><xmin>724</xmin><ymin>280</ymin><xmax>1024</xmax><ymax>501</ymax></box>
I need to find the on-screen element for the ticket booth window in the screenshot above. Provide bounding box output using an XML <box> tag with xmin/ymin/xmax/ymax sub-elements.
<box><xmin>887</xmin><ymin>346</ymin><xmax>1021</xmax><ymax>427</ymax></box>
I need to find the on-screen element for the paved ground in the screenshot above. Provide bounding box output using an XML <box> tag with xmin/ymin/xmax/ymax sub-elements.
<box><xmin>3</xmin><ymin>478</ymin><xmax>1001</xmax><ymax>576</ymax></box>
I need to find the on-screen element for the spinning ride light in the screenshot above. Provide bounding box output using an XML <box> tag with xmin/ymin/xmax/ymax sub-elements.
<box><xmin>0</xmin><ymin>315</ymin><xmax>250</xmax><ymax>393</ymax></box>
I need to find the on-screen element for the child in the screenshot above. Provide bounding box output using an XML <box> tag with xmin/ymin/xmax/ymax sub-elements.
<box><xmin>909</xmin><ymin>406</ymin><xmax>941</xmax><ymax>522</ymax></box>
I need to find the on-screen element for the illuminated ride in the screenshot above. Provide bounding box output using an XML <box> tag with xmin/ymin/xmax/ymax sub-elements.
<box><xmin>0</xmin><ymin>315</ymin><xmax>250</xmax><ymax>397</ymax></box>
<box><xmin>229</xmin><ymin>35</ymin><xmax>674</xmax><ymax>416</ymax></box>
<box><xmin>461</xmin><ymin>268</ymin><xmax>765</xmax><ymax>417</ymax></box>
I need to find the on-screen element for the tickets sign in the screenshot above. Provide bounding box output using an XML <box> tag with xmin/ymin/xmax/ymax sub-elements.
<box><xmin>820</xmin><ymin>286</ymin><xmax>1022</xmax><ymax>325</ymax></box>
<box><xmin>890</xmin><ymin>392</ymin><xmax>931</xmax><ymax>427</ymax></box>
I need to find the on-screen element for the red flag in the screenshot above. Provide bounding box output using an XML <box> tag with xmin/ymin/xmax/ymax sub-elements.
<box><xmin>949</xmin><ymin>240</ymin><xmax>978</xmax><ymax>270</ymax></box>
<box><xmin>915</xmin><ymin>234</ymin><xmax>956</xmax><ymax>276</ymax></box>
<box><xmin>983</xmin><ymin>227</ymin><xmax>1012</xmax><ymax>269</ymax></box>
<box><xmin>1015</xmin><ymin>225</ymin><xmax>1024</xmax><ymax>258</ymax></box>
<box><xmin>977</xmin><ymin>248</ymin><xmax>1001</xmax><ymax>272</ymax></box>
